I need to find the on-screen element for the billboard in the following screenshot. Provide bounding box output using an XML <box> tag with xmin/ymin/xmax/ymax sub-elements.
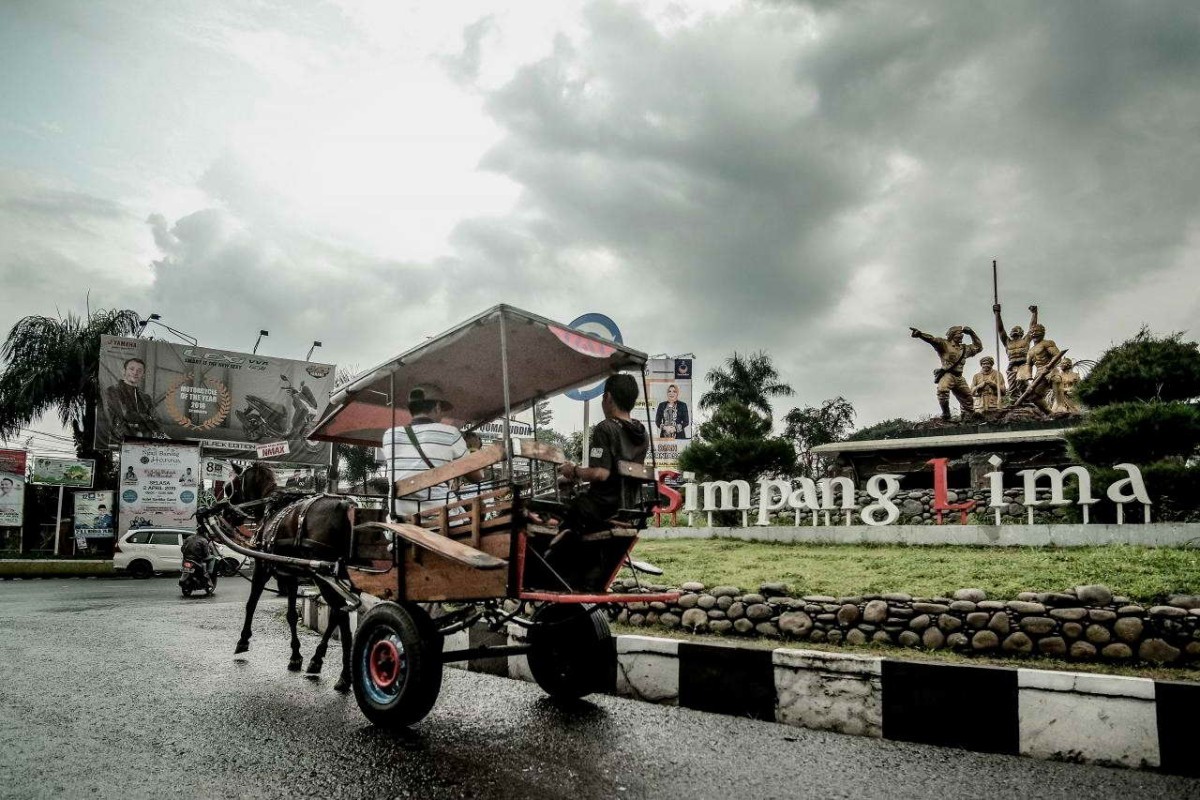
<box><xmin>118</xmin><ymin>442</ymin><xmax>201</xmax><ymax>535</ymax></box>
<box><xmin>74</xmin><ymin>491</ymin><xmax>115</xmax><ymax>538</ymax></box>
<box><xmin>634</xmin><ymin>358</ymin><xmax>694</xmax><ymax>470</ymax></box>
<box><xmin>30</xmin><ymin>457</ymin><xmax>95</xmax><ymax>488</ymax></box>
<box><xmin>0</xmin><ymin>449</ymin><xmax>27</xmax><ymax>527</ymax></box>
<box><xmin>96</xmin><ymin>336</ymin><xmax>336</xmax><ymax>465</ymax></box>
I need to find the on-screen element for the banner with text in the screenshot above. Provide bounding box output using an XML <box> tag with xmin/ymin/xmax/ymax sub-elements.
<box><xmin>118</xmin><ymin>442</ymin><xmax>201</xmax><ymax>535</ymax></box>
<box><xmin>0</xmin><ymin>449</ymin><xmax>27</xmax><ymax>527</ymax></box>
<box><xmin>634</xmin><ymin>358</ymin><xmax>694</xmax><ymax>469</ymax></box>
<box><xmin>30</xmin><ymin>457</ymin><xmax>95</xmax><ymax>488</ymax></box>
<box><xmin>96</xmin><ymin>336</ymin><xmax>336</xmax><ymax>465</ymax></box>
<box><xmin>74</xmin><ymin>491</ymin><xmax>116</xmax><ymax>538</ymax></box>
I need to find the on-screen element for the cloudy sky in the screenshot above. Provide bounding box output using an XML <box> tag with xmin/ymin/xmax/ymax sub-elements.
<box><xmin>2</xmin><ymin>0</ymin><xmax>1198</xmax><ymax>447</ymax></box>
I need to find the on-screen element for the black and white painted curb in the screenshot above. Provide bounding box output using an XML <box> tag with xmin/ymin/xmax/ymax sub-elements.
<box><xmin>300</xmin><ymin>595</ymin><xmax>1197</xmax><ymax>775</ymax></box>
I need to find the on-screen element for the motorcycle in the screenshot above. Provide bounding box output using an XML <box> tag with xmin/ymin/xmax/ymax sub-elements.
<box><xmin>234</xmin><ymin>374</ymin><xmax>321</xmax><ymax>455</ymax></box>
<box><xmin>179</xmin><ymin>557</ymin><xmax>217</xmax><ymax>597</ymax></box>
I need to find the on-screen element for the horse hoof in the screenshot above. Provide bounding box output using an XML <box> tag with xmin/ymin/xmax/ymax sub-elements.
<box><xmin>288</xmin><ymin>658</ymin><xmax>303</xmax><ymax>672</ymax></box>
<box><xmin>234</xmin><ymin>641</ymin><xmax>249</xmax><ymax>654</ymax></box>
<box><xmin>305</xmin><ymin>659</ymin><xmax>323</xmax><ymax>674</ymax></box>
<box><xmin>333</xmin><ymin>676</ymin><xmax>351</xmax><ymax>693</ymax></box>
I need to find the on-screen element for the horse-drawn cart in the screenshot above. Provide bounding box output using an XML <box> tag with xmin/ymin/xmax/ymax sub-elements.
<box><xmin>207</xmin><ymin>305</ymin><xmax>678</xmax><ymax>728</ymax></box>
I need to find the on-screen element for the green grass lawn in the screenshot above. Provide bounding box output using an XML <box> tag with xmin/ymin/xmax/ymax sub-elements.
<box><xmin>629</xmin><ymin>539</ymin><xmax>1200</xmax><ymax>603</ymax></box>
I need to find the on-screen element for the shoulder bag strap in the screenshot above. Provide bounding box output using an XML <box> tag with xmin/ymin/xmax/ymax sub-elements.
<box><xmin>404</xmin><ymin>425</ymin><xmax>437</xmax><ymax>470</ymax></box>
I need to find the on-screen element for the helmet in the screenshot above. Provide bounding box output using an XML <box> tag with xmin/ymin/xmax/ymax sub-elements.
<box><xmin>946</xmin><ymin>325</ymin><xmax>964</xmax><ymax>339</ymax></box>
<box><xmin>980</xmin><ymin>356</ymin><xmax>995</xmax><ymax>366</ymax></box>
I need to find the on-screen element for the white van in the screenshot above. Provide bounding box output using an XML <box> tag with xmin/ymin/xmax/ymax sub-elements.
<box><xmin>112</xmin><ymin>527</ymin><xmax>244</xmax><ymax>578</ymax></box>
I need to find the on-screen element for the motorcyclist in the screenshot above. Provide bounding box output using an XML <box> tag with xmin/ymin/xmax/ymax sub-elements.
<box><xmin>182</xmin><ymin>530</ymin><xmax>218</xmax><ymax>589</ymax></box>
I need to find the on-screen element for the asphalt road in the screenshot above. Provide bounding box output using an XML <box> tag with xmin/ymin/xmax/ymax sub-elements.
<box><xmin>1</xmin><ymin>578</ymin><xmax>1197</xmax><ymax>800</ymax></box>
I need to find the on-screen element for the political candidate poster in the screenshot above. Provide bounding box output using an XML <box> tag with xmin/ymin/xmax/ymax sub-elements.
<box><xmin>74</xmin><ymin>491</ymin><xmax>115</xmax><ymax>538</ymax></box>
<box><xmin>634</xmin><ymin>358</ymin><xmax>694</xmax><ymax>470</ymax></box>
<box><xmin>118</xmin><ymin>442</ymin><xmax>201</xmax><ymax>535</ymax></box>
<box><xmin>0</xmin><ymin>449</ymin><xmax>27</xmax><ymax>528</ymax></box>
<box><xmin>96</xmin><ymin>336</ymin><xmax>336</xmax><ymax>466</ymax></box>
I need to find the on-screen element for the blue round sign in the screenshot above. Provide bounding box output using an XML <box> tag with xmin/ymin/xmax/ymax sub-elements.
<box><xmin>564</xmin><ymin>313</ymin><xmax>623</xmax><ymax>401</ymax></box>
<box><xmin>180</xmin><ymin>490</ymin><xmax>195</xmax><ymax>504</ymax></box>
<box><xmin>122</xmin><ymin>490</ymin><xmax>138</xmax><ymax>503</ymax></box>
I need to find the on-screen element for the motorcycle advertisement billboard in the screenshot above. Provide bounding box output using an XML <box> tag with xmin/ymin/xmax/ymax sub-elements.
<box><xmin>74</xmin><ymin>491</ymin><xmax>115</xmax><ymax>538</ymax></box>
<box><xmin>118</xmin><ymin>442</ymin><xmax>201</xmax><ymax>536</ymax></box>
<box><xmin>0</xmin><ymin>449</ymin><xmax>27</xmax><ymax>528</ymax></box>
<box><xmin>96</xmin><ymin>336</ymin><xmax>336</xmax><ymax>465</ymax></box>
<box><xmin>633</xmin><ymin>358</ymin><xmax>694</xmax><ymax>470</ymax></box>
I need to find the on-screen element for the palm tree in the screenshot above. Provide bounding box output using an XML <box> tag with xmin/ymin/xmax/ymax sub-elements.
<box><xmin>699</xmin><ymin>351</ymin><xmax>794</xmax><ymax>417</ymax></box>
<box><xmin>0</xmin><ymin>309</ymin><xmax>141</xmax><ymax>469</ymax></box>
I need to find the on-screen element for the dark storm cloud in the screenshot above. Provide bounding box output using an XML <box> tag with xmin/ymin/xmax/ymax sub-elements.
<box><xmin>144</xmin><ymin>206</ymin><xmax>445</xmax><ymax>368</ymax></box>
<box><xmin>444</xmin><ymin>0</ymin><xmax>1200</xmax><ymax>422</ymax></box>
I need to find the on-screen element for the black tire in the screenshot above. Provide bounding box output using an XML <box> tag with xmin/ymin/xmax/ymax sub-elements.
<box><xmin>181</xmin><ymin>587</ymin><xmax>192</xmax><ymax>597</ymax></box>
<box><xmin>527</xmin><ymin>604</ymin><xmax>615</xmax><ymax>700</ymax></box>
<box><xmin>128</xmin><ymin>560</ymin><xmax>153</xmax><ymax>579</ymax></box>
<box><xmin>352</xmin><ymin>602</ymin><xmax>443</xmax><ymax>729</ymax></box>
<box><xmin>219</xmin><ymin>557</ymin><xmax>240</xmax><ymax>577</ymax></box>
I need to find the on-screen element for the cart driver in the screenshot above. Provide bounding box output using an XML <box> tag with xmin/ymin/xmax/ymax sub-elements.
<box><xmin>554</xmin><ymin>374</ymin><xmax>649</xmax><ymax>534</ymax></box>
<box><xmin>383</xmin><ymin>384</ymin><xmax>484</xmax><ymax>521</ymax></box>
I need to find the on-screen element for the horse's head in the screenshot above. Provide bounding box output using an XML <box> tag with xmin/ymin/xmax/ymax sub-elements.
<box><xmin>228</xmin><ymin>462</ymin><xmax>278</xmax><ymax>518</ymax></box>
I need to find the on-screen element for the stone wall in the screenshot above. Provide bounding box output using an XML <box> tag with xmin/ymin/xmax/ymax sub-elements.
<box><xmin>612</xmin><ymin>579</ymin><xmax>1200</xmax><ymax>667</ymax></box>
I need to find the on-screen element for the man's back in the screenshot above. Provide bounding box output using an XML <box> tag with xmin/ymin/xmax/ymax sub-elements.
<box><xmin>382</xmin><ymin>422</ymin><xmax>468</xmax><ymax>515</ymax></box>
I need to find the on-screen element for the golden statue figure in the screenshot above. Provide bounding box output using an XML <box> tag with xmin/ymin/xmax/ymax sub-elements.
<box><xmin>993</xmin><ymin>303</ymin><xmax>1038</xmax><ymax>397</ymax></box>
<box><xmin>1050</xmin><ymin>357</ymin><xmax>1082</xmax><ymax>415</ymax></box>
<box><xmin>910</xmin><ymin>324</ymin><xmax>983</xmax><ymax>420</ymax></box>
<box><xmin>971</xmin><ymin>356</ymin><xmax>1006</xmax><ymax>412</ymax></box>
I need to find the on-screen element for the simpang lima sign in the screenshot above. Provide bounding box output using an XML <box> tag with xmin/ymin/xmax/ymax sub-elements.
<box><xmin>96</xmin><ymin>336</ymin><xmax>336</xmax><ymax>466</ymax></box>
<box><xmin>0</xmin><ymin>449</ymin><xmax>27</xmax><ymax>527</ymax></box>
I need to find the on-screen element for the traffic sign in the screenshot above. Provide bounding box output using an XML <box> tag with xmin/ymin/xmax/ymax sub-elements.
<box><xmin>564</xmin><ymin>313</ymin><xmax>623</xmax><ymax>401</ymax></box>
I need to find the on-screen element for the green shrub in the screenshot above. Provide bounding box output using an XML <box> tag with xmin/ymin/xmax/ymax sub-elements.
<box><xmin>1067</xmin><ymin>401</ymin><xmax>1200</xmax><ymax>464</ymax></box>
<box><xmin>845</xmin><ymin>417</ymin><xmax>920</xmax><ymax>441</ymax></box>
<box><xmin>1077</xmin><ymin>329</ymin><xmax>1200</xmax><ymax>406</ymax></box>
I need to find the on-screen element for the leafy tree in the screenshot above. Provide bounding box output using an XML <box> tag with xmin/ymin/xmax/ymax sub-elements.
<box><xmin>679</xmin><ymin>401</ymin><xmax>795</xmax><ymax>484</ymax></box>
<box><xmin>332</xmin><ymin>366</ymin><xmax>380</xmax><ymax>493</ymax></box>
<box><xmin>699</xmin><ymin>351</ymin><xmax>794</xmax><ymax>418</ymax></box>
<box><xmin>1066</xmin><ymin>328</ymin><xmax>1200</xmax><ymax>521</ymax></box>
<box><xmin>533</xmin><ymin>398</ymin><xmax>553</xmax><ymax>428</ymax></box>
<box><xmin>783</xmin><ymin>396</ymin><xmax>856</xmax><ymax>477</ymax></box>
<box><xmin>0</xmin><ymin>308</ymin><xmax>141</xmax><ymax>480</ymax></box>
<box><xmin>1076</xmin><ymin>328</ymin><xmax>1200</xmax><ymax>406</ymax></box>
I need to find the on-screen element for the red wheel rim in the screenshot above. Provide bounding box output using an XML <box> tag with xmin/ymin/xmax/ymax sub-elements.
<box><xmin>368</xmin><ymin>639</ymin><xmax>402</xmax><ymax>689</ymax></box>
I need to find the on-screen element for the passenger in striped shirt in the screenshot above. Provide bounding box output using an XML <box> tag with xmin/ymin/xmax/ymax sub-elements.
<box><xmin>383</xmin><ymin>384</ymin><xmax>483</xmax><ymax>520</ymax></box>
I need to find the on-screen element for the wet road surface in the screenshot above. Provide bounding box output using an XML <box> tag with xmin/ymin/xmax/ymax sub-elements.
<box><xmin>2</xmin><ymin>577</ymin><xmax>1197</xmax><ymax>800</ymax></box>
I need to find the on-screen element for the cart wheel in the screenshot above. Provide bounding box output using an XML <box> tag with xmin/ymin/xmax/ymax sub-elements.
<box><xmin>352</xmin><ymin>602</ymin><xmax>443</xmax><ymax>729</ymax></box>
<box><xmin>527</xmin><ymin>604</ymin><xmax>615</xmax><ymax>700</ymax></box>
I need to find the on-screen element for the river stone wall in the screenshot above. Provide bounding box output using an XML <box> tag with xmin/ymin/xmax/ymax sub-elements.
<box><xmin>611</xmin><ymin>579</ymin><xmax>1200</xmax><ymax>667</ymax></box>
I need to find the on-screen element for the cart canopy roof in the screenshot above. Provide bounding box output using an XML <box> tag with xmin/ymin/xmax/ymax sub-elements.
<box><xmin>309</xmin><ymin>305</ymin><xmax>648</xmax><ymax>447</ymax></box>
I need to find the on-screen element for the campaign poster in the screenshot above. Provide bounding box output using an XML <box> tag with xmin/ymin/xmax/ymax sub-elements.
<box><xmin>634</xmin><ymin>358</ymin><xmax>694</xmax><ymax>470</ymax></box>
<box><xmin>30</xmin><ymin>457</ymin><xmax>95</xmax><ymax>488</ymax></box>
<box><xmin>118</xmin><ymin>442</ymin><xmax>201</xmax><ymax>535</ymax></box>
<box><xmin>96</xmin><ymin>335</ymin><xmax>336</xmax><ymax>466</ymax></box>
<box><xmin>0</xmin><ymin>449</ymin><xmax>27</xmax><ymax>527</ymax></box>
<box><xmin>74</xmin><ymin>491</ymin><xmax>115</xmax><ymax>538</ymax></box>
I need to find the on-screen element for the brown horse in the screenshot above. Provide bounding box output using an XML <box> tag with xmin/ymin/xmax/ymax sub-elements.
<box><xmin>224</xmin><ymin>463</ymin><xmax>358</xmax><ymax>692</ymax></box>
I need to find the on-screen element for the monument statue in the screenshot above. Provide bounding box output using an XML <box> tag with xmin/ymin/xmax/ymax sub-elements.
<box><xmin>993</xmin><ymin>303</ymin><xmax>1038</xmax><ymax>398</ymax></box>
<box><xmin>909</xmin><ymin>324</ymin><xmax>983</xmax><ymax>421</ymax></box>
<box><xmin>1050</xmin><ymin>356</ymin><xmax>1082</xmax><ymax>415</ymax></box>
<box><xmin>971</xmin><ymin>356</ymin><xmax>1006</xmax><ymax>412</ymax></box>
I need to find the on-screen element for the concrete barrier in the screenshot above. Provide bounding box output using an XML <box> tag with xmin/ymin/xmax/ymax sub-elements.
<box><xmin>0</xmin><ymin>559</ymin><xmax>114</xmax><ymax>578</ymax></box>
<box><xmin>298</xmin><ymin>593</ymin><xmax>1199</xmax><ymax>775</ymax></box>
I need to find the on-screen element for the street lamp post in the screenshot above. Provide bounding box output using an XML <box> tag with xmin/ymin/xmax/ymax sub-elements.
<box><xmin>252</xmin><ymin>330</ymin><xmax>269</xmax><ymax>355</ymax></box>
<box><xmin>306</xmin><ymin>341</ymin><xmax>322</xmax><ymax>361</ymax></box>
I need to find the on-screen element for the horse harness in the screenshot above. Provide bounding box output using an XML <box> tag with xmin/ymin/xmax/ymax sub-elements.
<box><xmin>255</xmin><ymin>492</ymin><xmax>352</xmax><ymax>556</ymax></box>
